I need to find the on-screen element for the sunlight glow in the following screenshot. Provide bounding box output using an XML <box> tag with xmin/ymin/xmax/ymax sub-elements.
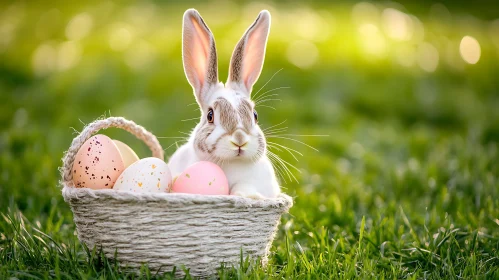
<box><xmin>459</xmin><ymin>36</ymin><xmax>481</xmax><ymax>64</ymax></box>
<box><xmin>286</xmin><ymin>40</ymin><xmax>319</xmax><ymax>69</ymax></box>
<box><xmin>358</xmin><ymin>23</ymin><xmax>386</xmax><ymax>57</ymax></box>
<box><xmin>65</xmin><ymin>13</ymin><xmax>93</xmax><ymax>41</ymax></box>
<box><xmin>32</xmin><ymin>43</ymin><xmax>56</xmax><ymax>76</ymax></box>
<box><xmin>0</xmin><ymin>22</ymin><xmax>14</xmax><ymax>51</ymax></box>
<box><xmin>57</xmin><ymin>41</ymin><xmax>81</xmax><ymax>71</ymax></box>
<box><xmin>294</xmin><ymin>8</ymin><xmax>321</xmax><ymax>41</ymax></box>
<box><xmin>417</xmin><ymin>42</ymin><xmax>439</xmax><ymax>72</ymax></box>
<box><xmin>109</xmin><ymin>25</ymin><xmax>132</xmax><ymax>51</ymax></box>
<box><xmin>0</xmin><ymin>4</ymin><xmax>24</xmax><ymax>50</ymax></box>
<box><xmin>351</xmin><ymin>2</ymin><xmax>379</xmax><ymax>25</ymax></box>
<box><xmin>382</xmin><ymin>8</ymin><xmax>413</xmax><ymax>41</ymax></box>
<box><xmin>125</xmin><ymin>40</ymin><xmax>156</xmax><ymax>71</ymax></box>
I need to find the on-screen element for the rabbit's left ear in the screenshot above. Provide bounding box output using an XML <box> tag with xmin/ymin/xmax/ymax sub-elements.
<box><xmin>227</xmin><ymin>10</ymin><xmax>271</xmax><ymax>96</ymax></box>
<box><xmin>182</xmin><ymin>9</ymin><xmax>218</xmax><ymax>104</ymax></box>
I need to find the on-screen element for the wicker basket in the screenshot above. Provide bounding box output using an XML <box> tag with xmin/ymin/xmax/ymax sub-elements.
<box><xmin>60</xmin><ymin>117</ymin><xmax>293</xmax><ymax>277</ymax></box>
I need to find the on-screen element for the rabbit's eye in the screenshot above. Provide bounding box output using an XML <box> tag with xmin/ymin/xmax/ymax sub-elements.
<box><xmin>253</xmin><ymin>110</ymin><xmax>258</xmax><ymax>123</ymax></box>
<box><xmin>207</xmin><ymin>108</ymin><xmax>214</xmax><ymax>123</ymax></box>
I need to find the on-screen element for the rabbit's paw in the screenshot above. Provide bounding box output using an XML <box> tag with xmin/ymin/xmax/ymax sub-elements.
<box><xmin>231</xmin><ymin>186</ymin><xmax>265</xmax><ymax>200</ymax></box>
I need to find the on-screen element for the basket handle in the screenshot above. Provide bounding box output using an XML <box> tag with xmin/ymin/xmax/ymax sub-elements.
<box><xmin>61</xmin><ymin>117</ymin><xmax>164</xmax><ymax>187</ymax></box>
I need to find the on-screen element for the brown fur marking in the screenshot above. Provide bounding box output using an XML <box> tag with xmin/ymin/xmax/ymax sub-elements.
<box><xmin>213</xmin><ymin>98</ymin><xmax>238</xmax><ymax>133</ymax></box>
<box><xmin>229</xmin><ymin>40</ymin><xmax>244</xmax><ymax>83</ymax></box>
<box><xmin>207</xmin><ymin>40</ymin><xmax>218</xmax><ymax>85</ymax></box>
<box><xmin>238</xmin><ymin>99</ymin><xmax>253</xmax><ymax>131</ymax></box>
<box><xmin>195</xmin><ymin>125</ymin><xmax>215</xmax><ymax>153</ymax></box>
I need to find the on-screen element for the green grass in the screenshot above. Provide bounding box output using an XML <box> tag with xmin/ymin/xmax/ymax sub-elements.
<box><xmin>1</xmin><ymin>1</ymin><xmax>499</xmax><ymax>279</ymax></box>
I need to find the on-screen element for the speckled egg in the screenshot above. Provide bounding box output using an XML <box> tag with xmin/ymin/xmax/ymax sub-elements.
<box><xmin>113</xmin><ymin>157</ymin><xmax>172</xmax><ymax>193</ymax></box>
<box><xmin>172</xmin><ymin>161</ymin><xmax>229</xmax><ymax>195</ymax></box>
<box><xmin>72</xmin><ymin>134</ymin><xmax>125</xmax><ymax>189</ymax></box>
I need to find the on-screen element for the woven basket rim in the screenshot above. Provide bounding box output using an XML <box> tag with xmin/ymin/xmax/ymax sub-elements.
<box><xmin>63</xmin><ymin>186</ymin><xmax>293</xmax><ymax>209</ymax></box>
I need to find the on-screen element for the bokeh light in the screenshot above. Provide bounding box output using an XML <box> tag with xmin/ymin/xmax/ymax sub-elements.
<box><xmin>57</xmin><ymin>41</ymin><xmax>82</xmax><ymax>71</ymax></box>
<box><xmin>2</xmin><ymin>2</ymin><xmax>499</xmax><ymax>278</ymax></box>
<box><xmin>459</xmin><ymin>35</ymin><xmax>481</xmax><ymax>64</ymax></box>
<box><xmin>358</xmin><ymin>23</ymin><xmax>387</xmax><ymax>57</ymax></box>
<box><xmin>109</xmin><ymin>25</ymin><xmax>133</xmax><ymax>51</ymax></box>
<box><xmin>381</xmin><ymin>8</ymin><xmax>413</xmax><ymax>41</ymax></box>
<box><xmin>351</xmin><ymin>2</ymin><xmax>379</xmax><ymax>25</ymax></box>
<box><xmin>65</xmin><ymin>13</ymin><xmax>93</xmax><ymax>41</ymax></box>
<box><xmin>286</xmin><ymin>40</ymin><xmax>319</xmax><ymax>69</ymax></box>
<box><xmin>32</xmin><ymin>43</ymin><xmax>57</xmax><ymax>76</ymax></box>
<box><xmin>125</xmin><ymin>41</ymin><xmax>157</xmax><ymax>71</ymax></box>
<box><xmin>417</xmin><ymin>42</ymin><xmax>439</xmax><ymax>72</ymax></box>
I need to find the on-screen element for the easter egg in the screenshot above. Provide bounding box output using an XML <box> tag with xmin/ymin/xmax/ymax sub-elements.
<box><xmin>113</xmin><ymin>140</ymin><xmax>139</xmax><ymax>168</ymax></box>
<box><xmin>113</xmin><ymin>157</ymin><xmax>172</xmax><ymax>193</ymax></box>
<box><xmin>72</xmin><ymin>134</ymin><xmax>125</xmax><ymax>189</ymax></box>
<box><xmin>172</xmin><ymin>161</ymin><xmax>229</xmax><ymax>195</ymax></box>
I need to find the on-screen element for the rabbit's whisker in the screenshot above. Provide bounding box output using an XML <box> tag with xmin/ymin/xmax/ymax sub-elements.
<box><xmin>254</xmin><ymin>87</ymin><xmax>290</xmax><ymax>103</ymax></box>
<box><xmin>267</xmin><ymin>151</ymin><xmax>291</xmax><ymax>182</ymax></box>
<box><xmin>262</xmin><ymin>120</ymin><xmax>287</xmax><ymax>132</ymax></box>
<box><xmin>254</xmin><ymin>93</ymin><xmax>280</xmax><ymax>103</ymax></box>
<box><xmin>266</xmin><ymin>134</ymin><xmax>329</xmax><ymax>137</ymax></box>
<box><xmin>264</xmin><ymin>127</ymin><xmax>288</xmax><ymax>134</ymax></box>
<box><xmin>267</xmin><ymin>155</ymin><xmax>287</xmax><ymax>183</ymax></box>
<box><xmin>268</xmin><ymin>143</ymin><xmax>299</xmax><ymax>162</ymax></box>
<box><xmin>270</xmin><ymin>142</ymin><xmax>303</xmax><ymax>157</ymax></box>
<box><xmin>268</xmin><ymin>142</ymin><xmax>302</xmax><ymax>162</ymax></box>
<box><xmin>252</xmin><ymin>68</ymin><xmax>283</xmax><ymax>99</ymax></box>
<box><xmin>156</xmin><ymin>136</ymin><xmax>188</xmax><ymax>139</ymax></box>
<box><xmin>267</xmin><ymin>151</ymin><xmax>298</xmax><ymax>183</ymax></box>
<box><xmin>255</xmin><ymin>98</ymin><xmax>282</xmax><ymax>105</ymax></box>
<box><xmin>269</xmin><ymin>153</ymin><xmax>298</xmax><ymax>184</ymax></box>
<box><xmin>187</xmin><ymin>102</ymin><xmax>198</xmax><ymax>106</ymax></box>
<box><xmin>164</xmin><ymin>140</ymin><xmax>188</xmax><ymax>151</ymax></box>
<box><xmin>266</xmin><ymin>136</ymin><xmax>319</xmax><ymax>152</ymax></box>
<box><xmin>181</xmin><ymin>117</ymin><xmax>199</xmax><ymax>122</ymax></box>
<box><xmin>256</xmin><ymin>104</ymin><xmax>276</xmax><ymax>110</ymax></box>
<box><xmin>268</xmin><ymin>150</ymin><xmax>301</xmax><ymax>174</ymax></box>
<box><xmin>267</xmin><ymin>143</ymin><xmax>283</xmax><ymax>152</ymax></box>
<box><xmin>265</xmin><ymin>148</ymin><xmax>285</xmax><ymax>182</ymax></box>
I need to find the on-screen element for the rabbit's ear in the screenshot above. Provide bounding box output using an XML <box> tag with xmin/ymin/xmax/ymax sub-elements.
<box><xmin>182</xmin><ymin>9</ymin><xmax>218</xmax><ymax>103</ymax></box>
<box><xmin>227</xmin><ymin>10</ymin><xmax>271</xmax><ymax>96</ymax></box>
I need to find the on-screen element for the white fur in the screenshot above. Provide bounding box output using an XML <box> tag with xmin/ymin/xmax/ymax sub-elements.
<box><xmin>169</xmin><ymin>9</ymin><xmax>280</xmax><ymax>199</ymax></box>
<box><xmin>168</xmin><ymin>85</ymin><xmax>280</xmax><ymax>198</ymax></box>
<box><xmin>168</xmin><ymin>133</ymin><xmax>280</xmax><ymax>199</ymax></box>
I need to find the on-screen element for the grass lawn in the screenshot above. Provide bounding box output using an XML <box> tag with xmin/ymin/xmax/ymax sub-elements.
<box><xmin>1</xmin><ymin>1</ymin><xmax>498</xmax><ymax>279</ymax></box>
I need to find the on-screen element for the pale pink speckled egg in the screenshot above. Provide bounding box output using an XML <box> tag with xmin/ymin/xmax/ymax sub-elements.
<box><xmin>72</xmin><ymin>134</ymin><xmax>125</xmax><ymax>189</ymax></box>
<box><xmin>172</xmin><ymin>161</ymin><xmax>229</xmax><ymax>195</ymax></box>
<box><xmin>113</xmin><ymin>157</ymin><xmax>172</xmax><ymax>193</ymax></box>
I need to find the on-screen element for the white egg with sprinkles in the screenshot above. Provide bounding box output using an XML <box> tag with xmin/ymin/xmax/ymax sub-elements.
<box><xmin>113</xmin><ymin>157</ymin><xmax>172</xmax><ymax>193</ymax></box>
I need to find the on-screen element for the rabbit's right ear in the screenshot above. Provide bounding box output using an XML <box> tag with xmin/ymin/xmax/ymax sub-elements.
<box><xmin>227</xmin><ymin>10</ymin><xmax>271</xmax><ymax>97</ymax></box>
<box><xmin>182</xmin><ymin>9</ymin><xmax>218</xmax><ymax>104</ymax></box>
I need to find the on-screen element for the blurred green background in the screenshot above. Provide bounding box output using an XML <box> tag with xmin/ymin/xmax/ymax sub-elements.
<box><xmin>1</xmin><ymin>0</ymin><xmax>498</xmax><ymax>278</ymax></box>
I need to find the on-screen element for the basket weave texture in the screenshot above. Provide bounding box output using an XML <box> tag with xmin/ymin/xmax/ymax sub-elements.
<box><xmin>60</xmin><ymin>117</ymin><xmax>293</xmax><ymax>277</ymax></box>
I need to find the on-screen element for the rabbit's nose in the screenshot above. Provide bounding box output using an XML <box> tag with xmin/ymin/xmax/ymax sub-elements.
<box><xmin>230</xmin><ymin>130</ymin><xmax>248</xmax><ymax>147</ymax></box>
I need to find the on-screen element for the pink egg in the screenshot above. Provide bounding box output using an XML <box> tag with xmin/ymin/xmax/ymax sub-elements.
<box><xmin>72</xmin><ymin>134</ymin><xmax>125</xmax><ymax>189</ymax></box>
<box><xmin>172</xmin><ymin>161</ymin><xmax>229</xmax><ymax>195</ymax></box>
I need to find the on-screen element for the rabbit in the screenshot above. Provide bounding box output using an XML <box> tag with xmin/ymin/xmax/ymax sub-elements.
<box><xmin>168</xmin><ymin>9</ymin><xmax>280</xmax><ymax>199</ymax></box>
